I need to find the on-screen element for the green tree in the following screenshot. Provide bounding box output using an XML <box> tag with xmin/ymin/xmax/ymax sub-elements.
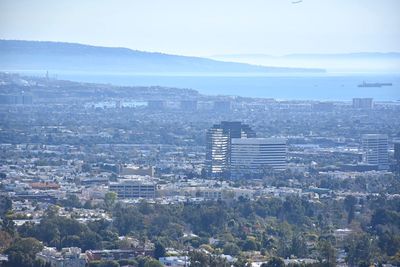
<box><xmin>0</xmin><ymin>195</ymin><xmax>12</xmax><ymax>217</ymax></box>
<box><xmin>223</xmin><ymin>242</ymin><xmax>241</xmax><ymax>256</ymax></box>
<box><xmin>344</xmin><ymin>195</ymin><xmax>357</xmax><ymax>224</ymax></box>
<box><xmin>118</xmin><ymin>259</ymin><xmax>138</xmax><ymax>266</ymax></box>
<box><xmin>144</xmin><ymin>259</ymin><xmax>163</xmax><ymax>267</ymax></box>
<box><xmin>346</xmin><ymin>233</ymin><xmax>379</xmax><ymax>267</ymax></box>
<box><xmin>0</xmin><ymin>230</ymin><xmax>13</xmax><ymax>253</ymax></box>
<box><xmin>189</xmin><ymin>250</ymin><xmax>230</xmax><ymax>267</ymax></box>
<box><xmin>154</xmin><ymin>242</ymin><xmax>166</xmax><ymax>259</ymax></box>
<box><xmin>261</xmin><ymin>257</ymin><xmax>285</xmax><ymax>267</ymax></box>
<box><xmin>44</xmin><ymin>205</ymin><xmax>59</xmax><ymax>218</ymax></box>
<box><xmin>317</xmin><ymin>239</ymin><xmax>336</xmax><ymax>267</ymax></box>
<box><xmin>104</xmin><ymin>192</ymin><xmax>117</xmax><ymax>210</ymax></box>
<box><xmin>81</xmin><ymin>163</ymin><xmax>92</xmax><ymax>172</ymax></box>
<box><xmin>290</xmin><ymin>234</ymin><xmax>307</xmax><ymax>258</ymax></box>
<box><xmin>5</xmin><ymin>237</ymin><xmax>44</xmax><ymax>267</ymax></box>
<box><xmin>61</xmin><ymin>194</ymin><xmax>82</xmax><ymax>208</ymax></box>
<box><xmin>242</xmin><ymin>238</ymin><xmax>259</xmax><ymax>251</ymax></box>
<box><xmin>88</xmin><ymin>261</ymin><xmax>120</xmax><ymax>267</ymax></box>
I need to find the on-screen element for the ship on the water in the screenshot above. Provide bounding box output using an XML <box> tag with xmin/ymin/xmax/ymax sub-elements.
<box><xmin>358</xmin><ymin>81</ymin><xmax>393</xmax><ymax>87</ymax></box>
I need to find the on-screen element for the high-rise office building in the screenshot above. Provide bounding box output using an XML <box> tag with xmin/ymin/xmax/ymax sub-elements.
<box><xmin>231</xmin><ymin>138</ymin><xmax>287</xmax><ymax>178</ymax></box>
<box><xmin>394</xmin><ymin>140</ymin><xmax>400</xmax><ymax>173</ymax></box>
<box><xmin>206</xmin><ymin>121</ymin><xmax>255</xmax><ymax>176</ymax></box>
<box><xmin>362</xmin><ymin>134</ymin><xmax>389</xmax><ymax>170</ymax></box>
<box><xmin>353</xmin><ymin>98</ymin><xmax>373</xmax><ymax>109</ymax></box>
<box><xmin>394</xmin><ymin>141</ymin><xmax>400</xmax><ymax>161</ymax></box>
<box><xmin>206</xmin><ymin>127</ymin><xmax>230</xmax><ymax>175</ymax></box>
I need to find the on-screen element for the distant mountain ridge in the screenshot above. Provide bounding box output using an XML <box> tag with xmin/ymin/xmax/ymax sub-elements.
<box><xmin>0</xmin><ymin>40</ymin><xmax>324</xmax><ymax>74</ymax></box>
<box><xmin>214</xmin><ymin>52</ymin><xmax>400</xmax><ymax>59</ymax></box>
<box><xmin>212</xmin><ymin>52</ymin><xmax>400</xmax><ymax>73</ymax></box>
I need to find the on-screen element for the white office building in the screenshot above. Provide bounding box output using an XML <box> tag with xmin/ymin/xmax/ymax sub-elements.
<box><xmin>231</xmin><ymin>138</ymin><xmax>287</xmax><ymax>177</ymax></box>
<box><xmin>109</xmin><ymin>179</ymin><xmax>157</xmax><ymax>199</ymax></box>
<box><xmin>362</xmin><ymin>134</ymin><xmax>389</xmax><ymax>170</ymax></box>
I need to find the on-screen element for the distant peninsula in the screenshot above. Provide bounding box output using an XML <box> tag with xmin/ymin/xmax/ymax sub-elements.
<box><xmin>0</xmin><ymin>40</ymin><xmax>325</xmax><ymax>74</ymax></box>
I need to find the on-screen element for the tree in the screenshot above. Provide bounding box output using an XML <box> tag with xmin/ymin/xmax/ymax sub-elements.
<box><xmin>154</xmin><ymin>242</ymin><xmax>166</xmax><ymax>259</ymax></box>
<box><xmin>44</xmin><ymin>205</ymin><xmax>59</xmax><ymax>218</ymax></box>
<box><xmin>137</xmin><ymin>257</ymin><xmax>163</xmax><ymax>267</ymax></box>
<box><xmin>104</xmin><ymin>192</ymin><xmax>117</xmax><ymax>210</ymax></box>
<box><xmin>0</xmin><ymin>230</ymin><xmax>12</xmax><ymax>253</ymax></box>
<box><xmin>344</xmin><ymin>195</ymin><xmax>357</xmax><ymax>224</ymax></box>
<box><xmin>370</xmin><ymin>208</ymin><xmax>399</xmax><ymax>228</ymax></box>
<box><xmin>1</xmin><ymin>217</ymin><xmax>15</xmax><ymax>236</ymax></box>
<box><xmin>80</xmin><ymin>230</ymin><xmax>102</xmax><ymax>251</ymax></box>
<box><xmin>84</xmin><ymin>200</ymin><xmax>94</xmax><ymax>209</ymax></box>
<box><xmin>0</xmin><ymin>195</ymin><xmax>12</xmax><ymax>217</ymax></box>
<box><xmin>118</xmin><ymin>259</ymin><xmax>138</xmax><ymax>266</ymax></box>
<box><xmin>61</xmin><ymin>194</ymin><xmax>82</xmax><ymax>208</ymax></box>
<box><xmin>144</xmin><ymin>259</ymin><xmax>163</xmax><ymax>267</ymax></box>
<box><xmin>290</xmin><ymin>234</ymin><xmax>307</xmax><ymax>258</ymax></box>
<box><xmin>317</xmin><ymin>239</ymin><xmax>336</xmax><ymax>267</ymax></box>
<box><xmin>88</xmin><ymin>261</ymin><xmax>120</xmax><ymax>267</ymax></box>
<box><xmin>242</xmin><ymin>238</ymin><xmax>259</xmax><ymax>251</ymax></box>
<box><xmin>390</xmin><ymin>251</ymin><xmax>400</xmax><ymax>266</ymax></box>
<box><xmin>261</xmin><ymin>257</ymin><xmax>285</xmax><ymax>267</ymax></box>
<box><xmin>4</xmin><ymin>237</ymin><xmax>44</xmax><ymax>267</ymax></box>
<box><xmin>223</xmin><ymin>242</ymin><xmax>241</xmax><ymax>256</ymax></box>
<box><xmin>189</xmin><ymin>250</ymin><xmax>230</xmax><ymax>267</ymax></box>
<box><xmin>346</xmin><ymin>233</ymin><xmax>379</xmax><ymax>267</ymax></box>
<box><xmin>81</xmin><ymin>163</ymin><xmax>92</xmax><ymax>172</ymax></box>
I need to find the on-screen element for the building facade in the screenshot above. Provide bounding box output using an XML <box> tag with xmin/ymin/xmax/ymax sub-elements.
<box><xmin>206</xmin><ymin>121</ymin><xmax>256</xmax><ymax>177</ymax></box>
<box><xmin>394</xmin><ymin>140</ymin><xmax>400</xmax><ymax>173</ymax></box>
<box><xmin>231</xmin><ymin>138</ymin><xmax>287</xmax><ymax>178</ymax></box>
<box><xmin>353</xmin><ymin>98</ymin><xmax>373</xmax><ymax>109</ymax></box>
<box><xmin>362</xmin><ymin>134</ymin><xmax>389</xmax><ymax>170</ymax></box>
<box><xmin>36</xmin><ymin>247</ymin><xmax>86</xmax><ymax>267</ymax></box>
<box><xmin>109</xmin><ymin>179</ymin><xmax>156</xmax><ymax>198</ymax></box>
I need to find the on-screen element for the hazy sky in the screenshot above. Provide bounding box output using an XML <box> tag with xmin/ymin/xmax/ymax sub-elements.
<box><xmin>0</xmin><ymin>0</ymin><xmax>399</xmax><ymax>57</ymax></box>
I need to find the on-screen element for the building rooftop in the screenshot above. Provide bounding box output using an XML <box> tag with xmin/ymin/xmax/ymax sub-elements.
<box><xmin>231</xmin><ymin>137</ymin><xmax>286</xmax><ymax>144</ymax></box>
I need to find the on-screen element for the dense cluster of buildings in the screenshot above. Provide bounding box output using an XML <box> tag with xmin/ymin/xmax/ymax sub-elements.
<box><xmin>0</xmin><ymin>93</ymin><xmax>33</xmax><ymax>105</ymax></box>
<box><xmin>206</xmin><ymin>121</ymin><xmax>287</xmax><ymax>178</ymax></box>
<box><xmin>1</xmin><ymin>73</ymin><xmax>400</xmax><ymax>266</ymax></box>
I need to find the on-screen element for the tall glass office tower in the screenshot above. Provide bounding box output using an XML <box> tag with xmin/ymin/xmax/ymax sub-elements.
<box><xmin>206</xmin><ymin>121</ymin><xmax>255</xmax><ymax>176</ymax></box>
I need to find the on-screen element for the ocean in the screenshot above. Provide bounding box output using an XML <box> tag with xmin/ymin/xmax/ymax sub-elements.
<box><xmin>29</xmin><ymin>71</ymin><xmax>400</xmax><ymax>101</ymax></box>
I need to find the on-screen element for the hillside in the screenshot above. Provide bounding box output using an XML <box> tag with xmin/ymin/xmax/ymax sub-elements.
<box><xmin>0</xmin><ymin>40</ymin><xmax>325</xmax><ymax>74</ymax></box>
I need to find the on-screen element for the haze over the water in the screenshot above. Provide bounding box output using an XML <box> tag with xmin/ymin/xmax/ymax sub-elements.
<box><xmin>1</xmin><ymin>0</ymin><xmax>399</xmax><ymax>58</ymax></box>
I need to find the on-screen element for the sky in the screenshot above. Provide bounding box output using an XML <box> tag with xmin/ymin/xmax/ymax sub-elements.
<box><xmin>0</xmin><ymin>0</ymin><xmax>399</xmax><ymax>57</ymax></box>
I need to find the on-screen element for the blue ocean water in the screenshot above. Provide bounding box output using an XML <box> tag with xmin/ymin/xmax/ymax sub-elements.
<box><xmin>45</xmin><ymin>72</ymin><xmax>400</xmax><ymax>101</ymax></box>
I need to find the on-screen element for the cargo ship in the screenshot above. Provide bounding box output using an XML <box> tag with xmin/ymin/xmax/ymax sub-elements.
<box><xmin>358</xmin><ymin>81</ymin><xmax>393</xmax><ymax>87</ymax></box>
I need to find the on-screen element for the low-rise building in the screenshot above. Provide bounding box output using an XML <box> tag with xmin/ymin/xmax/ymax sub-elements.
<box><xmin>109</xmin><ymin>179</ymin><xmax>157</xmax><ymax>199</ymax></box>
<box><xmin>36</xmin><ymin>247</ymin><xmax>86</xmax><ymax>267</ymax></box>
<box><xmin>159</xmin><ymin>256</ymin><xmax>189</xmax><ymax>267</ymax></box>
<box><xmin>86</xmin><ymin>249</ymin><xmax>152</xmax><ymax>262</ymax></box>
<box><xmin>120</xmin><ymin>165</ymin><xmax>155</xmax><ymax>177</ymax></box>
